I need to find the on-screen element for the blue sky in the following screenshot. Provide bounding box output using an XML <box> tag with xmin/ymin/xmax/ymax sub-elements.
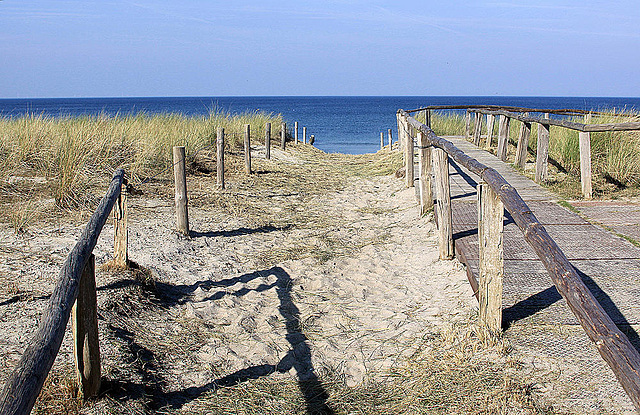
<box><xmin>1</xmin><ymin>1</ymin><xmax>639</xmax><ymax>97</ymax></box>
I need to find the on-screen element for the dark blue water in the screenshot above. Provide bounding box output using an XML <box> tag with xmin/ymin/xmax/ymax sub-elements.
<box><xmin>1</xmin><ymin>96</ymin><xmax>639</xmax><ymax>154</ymax></box>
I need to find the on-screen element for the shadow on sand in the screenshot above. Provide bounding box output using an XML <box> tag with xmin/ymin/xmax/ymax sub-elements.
<box><xmin>101</xmin><ymin>266</ymin><xmax>334</xmax><ymax>414</ymax></box>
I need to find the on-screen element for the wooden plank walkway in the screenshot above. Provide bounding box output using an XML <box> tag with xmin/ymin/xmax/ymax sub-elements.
<box><xmin>442</xmin><ymin>137</ymin><xmax>640</xmax><ymax>328</ymax></box>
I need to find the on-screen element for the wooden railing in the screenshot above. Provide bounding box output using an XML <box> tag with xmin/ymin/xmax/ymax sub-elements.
<box><xmin>0</xmin><ymin>121</ymin><xmax>314</xmax><ymax>415</ymax></box>
<box><xmin>406</xmin><ymin>105</ymin><xmax>640</xmax><ymax>200</ymax></box>
<box><xmin>0</xmin><ymin>169</ymin><xmax>127</xmax><ymax>415</ymax></box>
<box><xmin>397</xmin><ymin>108</ymin><xmax>640</xmax><ymax>412</ymax></box>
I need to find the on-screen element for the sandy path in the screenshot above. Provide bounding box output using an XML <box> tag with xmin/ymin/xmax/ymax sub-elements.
<box><xmin>0</xmin><ymin>164</ymin><xmax>477</xmax><ymax>413</ymax></box>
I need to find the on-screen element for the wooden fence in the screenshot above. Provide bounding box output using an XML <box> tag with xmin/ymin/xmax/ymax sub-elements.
<box><xmin>0</xmin><ymin>120</ymin><xmax>318</xmax><ymax>415</ymax></box>
<box><xmin>408</xmin><ymin>105</ymin><xmax>640</xmax><ymax>199</ymax></box>
<box><xmin>0</xmin><ymin>169</ymin><xmax>126</xmax><ymax>415</ymax></box>
<box><xmin>397</xmin><ymin>108</ymin><xmax>640</xmax><ymax>411</ymax></box>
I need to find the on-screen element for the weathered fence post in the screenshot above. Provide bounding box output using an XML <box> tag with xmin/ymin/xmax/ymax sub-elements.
<box><xmin>217</xmin><ymin>127</ymin><xmax>225</xmax><ymax>189</ymax></box>
<box><xmin>465</xmin><ymin>110</ymin><xmax>472</xmax><ymax>139</ymax></box>
<box><xmin>294</xmin><ymin>121</ymin><xmax>299</xmax><ymax>144</ymax></box>
<box><xmin>244</xmin><ymin>124</ymin><xmax>252</xmax><ymax>174</ymax></box>
<box><xmin>380</xmin><ymin>132</ymin><xmax>384</xmax><ymax>150</ymax></box>
<box><xmin>72</xmin><ymin>254</ymin><xmax>101</xmax><ymax>399</ymax></box>
<box><xmin>309</xmin><ymin>135</ymin><xmax>315</xmax><ymax>145</ymax></box>
<box><xmin>485</xmin><ymin>114</ymin><xmax>495</xmax><ymax>149</ymax></box>
<box><xmin>579</xmin><ymin>131</ymin><xmax>593</xmax><ymax>199</ymax></box>
<box><xmin>535</xmin><ymin>114</ymin><xmax>550</xmax><ymax>183</ymax></box>
<box><xmin>473</xmin><ymin>112</ymin><xmax>483</xmax><ymax>145</ymax></box>
<box><xmin>396</xmin><ymin>112</ymin><xmax>405</xmax><ymax>155</ymax></box>
<box><xmin>418</xmin><ymin>131</ymin><xmax>433</xmax><ymax>214</ymax></box>
<box><xmin>477</xmin><ymin>182</ymin><xmax>504</xmax><ymax>338</ymax></box>
<box><xmin>497</xmin><ymin>115</ymin><xmax>510</xmax><ymax>161</ymax></box>
<box><xmin>113</xmin><ymin>187</ymin><xmax>128</xmax><ymax>268</ymax></box>
<box><xmin>514</xmin><ymin>115</ymin><xmax>531</xmax><ymax>169</ymax></box>
<box><xmin>405</xmin><ymin>120</ymin><xmax>415</xmax><ymax>188</ymax></box>
<box><xmin>173</xmin><ymin>146</ymin><xmax>189</xmax><ymax>235</ymax></box>
<box><xmin>0</xmin><ymin>170</ymin><xmax>125</xmax><ymax>415</ymax></box>
<box><xmin>388</xmin><ymin>129</ymin><xmax>393</xmax><ymax>149</ymax></box>
<box><xmin>433</xmin><ymin>147</ymin><xmax>453</xmax><ymax>259</ymax></box>
<box><xmin>303</xmin><ymin>126</ymin><xmax>307</xmax><ymax>144</ymax></box>
<box><xmin>265</xmin><ymin>122</ymin><xmax>271</xmax><ymax>160</ymax></box>
<box><xmin>281</xmin><ymin>122</ymin><xmax>287</xmax><ymax>150</ymax></box>
<box><xmin>424</xmin><ymin>109</ymin><xmax>431</xmax><ymax>128</ymax></box>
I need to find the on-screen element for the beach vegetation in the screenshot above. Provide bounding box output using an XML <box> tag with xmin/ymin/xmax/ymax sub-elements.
<box><xmin>0</xmin><ymin>111</ymin><xmax>284</xmax><ymax>230</ymax></box>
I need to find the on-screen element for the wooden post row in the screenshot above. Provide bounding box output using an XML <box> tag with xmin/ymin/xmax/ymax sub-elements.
<box><xmin>294</xmin><ymin>121</ymin><xmax>299</xmax><ymax>144</ymax></box>
<box><xmin>380</xmin><ymin>132</ymin><xmax>384</xmax><ymax>150</ymax></box>
<box><xmin>113</xmin><ymin>187</ymin><xmax>128</xmax><ymax>268</ymax></box>
<box><xmin>433</xmin><ymin>147</ymin><xmax>453</xmax><ymax>259</ymax></box>
<box><xmin>244</xmin><ymin>124</ymin><xmax>252</xmax><ymax>174</ymax></box>
<box><xmin>303</xmin><ymin>126</ymin><xmax>307</xmax><ymax>144</ymax></box>
<box><xmin>217</xmin><ymin>127</ymin><xmax>225</xmax><ymax>189</ymax></box>
<box><xmin>72</xmin><ymin>254</ymin><xmax>101</xmax><ymax>399</ymax></box>
<box><xmin>477</xmin><ymin>182</ymin><xmax>504</xmax><ymax>337</ymax></box>
<box><xmin>485</xmin><ymin>114</ymin><xmax>495</xmax><ymax>150</ymax></box>
<box><xmin>535</xmin><ymin>114</ymin><xmax>550</xmax><ymax>183</ymax></box>
<box><xmin>265</xmin><ymin>122</ymin><xmax>271</xmax><ymax>160</ymax></box>
<box><xmin>514</xmin><ymin>114</ymin><xmax>531</xmax><ymax>169</ymax></box>
<box><xmin>173</xmin><ymin>146</ymin><xmax>189</xmax><ymax>235</ymax></box>
<box><xmin>497</xmin><ymin>115</ymin><xmax>510</xmax><ymax>162</ymax></box>
<box><xmin>281</xmin><ymin>122</ymin><xmax>287</xmax><ymax>150</ymax></box>
<box><xmin>418</xmin><ymin>131</ymin><xmax>433</xmax><ymax>214</ymax></box>
<box><xmin>579</xmin><ymin>131</ymin><xmax>593</xmax><ymax>199</ymax></box>
<box><xmin>388</xmin><ymin>129</ymin><xmax>393</xmax><ymax>150</ymax></box>
<box><xmin>465</xmin><ymin>110</ymin><xmax>472</xmax><ymax>139</ymax></box>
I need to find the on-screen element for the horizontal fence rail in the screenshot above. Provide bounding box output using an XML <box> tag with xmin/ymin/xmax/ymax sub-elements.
<box><xmin>471</xmin><ymin>108</ymin><xmax>640</xmax><ymax>133</ymax></box>
<box><xmin>406</xmin><ymin>105</ymin><xmax>618</xmax><ymax>116</ymax></box>
<box><xmin>0</xmin><ymin>169</ymin><xmax>126</xmax><ymax>415</ymax></box>
<box><xmin>427</xmin><ymin>105</ymin><xmax>640</xmax><ymax>200</ymax></box>
<box><xmin>398</xmin><ymin>109</ymin><xmax>640</xmax><ymax>411</ymax></box>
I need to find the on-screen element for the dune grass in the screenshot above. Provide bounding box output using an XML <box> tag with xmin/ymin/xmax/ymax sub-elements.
<box><xmin>0</xmin><ymin>111</ymin><xmax>283</xmax><ymax>208</ymax></box>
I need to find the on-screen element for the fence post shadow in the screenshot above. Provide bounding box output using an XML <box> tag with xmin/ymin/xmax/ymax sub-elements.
<box><xmin>102</xmin><ymin>266</ymin><xmax>334</xmax><ymax>414</ymax></box>
<box><xmin>502</xmin><ymin>265</ymin><xmax>640</xmax><ymax>354</ymax></box>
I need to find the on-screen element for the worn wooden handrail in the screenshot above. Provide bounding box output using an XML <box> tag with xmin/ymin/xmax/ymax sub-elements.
<box><xmin>399</xmin><ymin>109</ymin><xmax>640</xmax><ymax>411</ymax></box>
<box><xmin>470</xmin><ymin>108</ymin><xmax>640</xmax><ymax>132</ymax></box>
<box><xmin>0</xmin><ymin>169</ymin><xmax>126</xmax><ymax>415</ymax></box>
<box><xmin>406</xmin><ymin>105</ymin><xmax>618</xmax><ymax>116</ymax></box>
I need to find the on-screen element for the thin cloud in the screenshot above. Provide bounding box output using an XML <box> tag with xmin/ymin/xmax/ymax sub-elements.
<box><xmin>484</xmin><ymin>2</ymin><xmax>584</xmax><ymax>11</ymax></box>
<box><xmin>2</xmin><ymin>10</ymin><xmax>102</xmax><ymax>19</ymax></box>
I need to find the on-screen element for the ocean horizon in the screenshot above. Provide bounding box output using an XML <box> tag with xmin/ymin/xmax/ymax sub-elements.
<box><xmin>1</xmin><ymin>96</ymin><xmax>639</xmax><ymax>154</ymax></box>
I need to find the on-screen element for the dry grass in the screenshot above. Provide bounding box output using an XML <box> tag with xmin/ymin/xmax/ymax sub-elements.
<box><xmin>32</xmin><ymin>366</ymin><xmax>82</xmax><ymax>415</ymax></box>
<box><xmin>186</xmin><ymin>145</ymin><xmax>402</xmax><ymax>266</ymax></box>
<box><xmin>0</xmin><ymin>111</ymin><xmax>284</xmax><ymax>231</ymax></box>
<box><xmin>180</xmin><ymin>322</ymin><xmax>565</xmax><ymax>415</ymax></box>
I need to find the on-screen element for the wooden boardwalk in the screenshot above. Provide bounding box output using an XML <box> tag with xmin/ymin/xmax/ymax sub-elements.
<box><xmin>442</xmin><ymin>137</ymin><xmax>640</xmax><ymax>328</ymax></box>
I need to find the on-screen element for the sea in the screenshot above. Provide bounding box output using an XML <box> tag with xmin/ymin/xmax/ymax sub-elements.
<box><xmin>1</xmin><ymin>96</ymin><xmax>639</xmax><ymax>154</ymax></box>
